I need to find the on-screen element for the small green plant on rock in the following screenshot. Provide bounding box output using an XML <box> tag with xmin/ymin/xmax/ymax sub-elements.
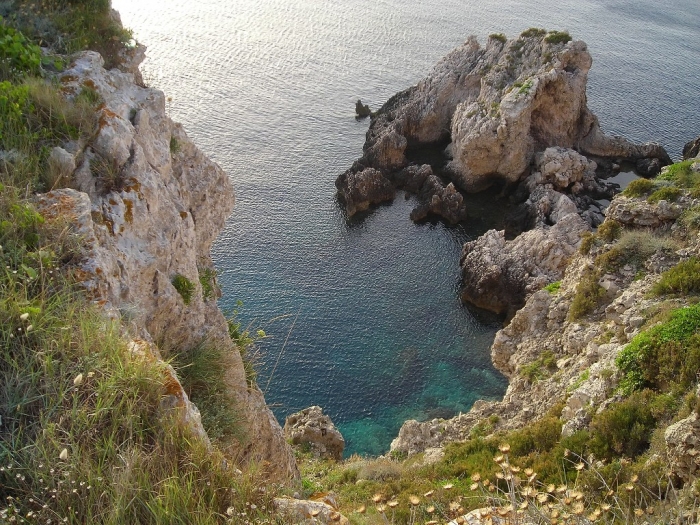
<box><xmin>647</xmin><ymin>185</ymin><xmax>682</xmax><ymax>204</ymax></box>
<box><xmin>172</xmin><ymin>273</ymin><xmax>195</xmax><ymax>305</ymax></box>
<box><xmin>198</xmin><ymin>266</ymin><xmax>218</xmax><ymax>301</ymax></box>
<box><xmin>520</xmin><ymin>350</ymin><xmax>557</xmax><ymax>383</ymax></box>
<box><xmin>489</xmin><ymin>33</ymin><xmax>507</xmax><ymax>44</ymax></box>
<box><xmin>544</xmin><ymin>281</ymin><xmax>561</xmax><ymax>294</ymax></box>
<box><xmin>520</xmin><ymin>27</ymin><xmax>547</xmax><ymax>38</ymax></box>
<box><xmin>652</xmin><ymin>257</ymin><xmax>700</xmax><ymax>296</ymax></box>
<box><xmin>568</xmin><ymin>267</ymin><xmax>605</xmax><ymax>320</ymax></box>
<box><xmin>623</xmin><ymin>177</ymin><xmax>655</xmax><ymax>198</ymax></box>
<box><xmin>544</xmin><ymin>30</ymin><xmax>572</xmax><ymax>44</ymax></box>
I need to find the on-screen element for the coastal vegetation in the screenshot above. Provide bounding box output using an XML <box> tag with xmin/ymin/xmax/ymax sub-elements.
<box><xmin>0</xmin><ymin>3</ymin><xmax>284</xmax><ymax>523</ymax></box>
<box><xmin>2</xmin><ymin>0</ymin><xmax>700</xmax><ymax>522</ymax></box>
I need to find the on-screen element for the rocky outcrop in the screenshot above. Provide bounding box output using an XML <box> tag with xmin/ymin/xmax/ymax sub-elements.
<box><xmin>606</xmin><ymin>195</ymin><xmax>682</xmax><ymax>228</ymax></box>
<box><xmin>682</xmin><ymin>136</ymin><xmax>700</xmax><ymax>160</ymax></box>
<box><xmin>665</xmin><ymin>411</ymin><xmax>700</xmax><ymax>483</ymax></box>
<box><xmin>460</xmin><ymin>210</ymin><xmax>587</xmax><ymax>316</ymax></box>
<box><xmin>284</xmin><ymin>406</ymin><xmax>345</xmax><ymax>460</ymax></box>
<box><xmin>339</xmin><ymin>31</ymin><xmax>669</xmax><ymax>215</ymax></box>
<box><xmin>336</xmin><ymin>167</ymin><xmax>395</xmax><ymax>216</ymax></box>
<box><xmin>392</xmin><ymin>189</ymin><xmax>699</xmax><ymax>456</ymax></box>
<box><xmin>35</xmin><ymin>51</ymin><xmax>297</xmax><ymax>481</ymax></box>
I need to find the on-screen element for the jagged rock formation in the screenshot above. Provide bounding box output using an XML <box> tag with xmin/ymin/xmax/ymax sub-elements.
<box><xmin>284</xmin><ymin>406</ymin><xmax>345</xmax><ymax>460</ymax></box>
<box><xmin>337</xmin><ymin>31</ymin><xmax>669</xmax><ymax>222</ymax></box>
<box><xmin>35</xmin><ymin>51</ymin><xmax>298</xmax><ymax>481</ymax></box>
<box><xmin>392</xmin><ymin>180</ymin><xmax>699</xmax><ymax>456</ymax></box>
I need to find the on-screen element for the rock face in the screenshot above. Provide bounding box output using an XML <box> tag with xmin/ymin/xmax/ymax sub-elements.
<box><xmin>35</xmin><ymin>51</ymin><xmax>297</xmax><ymax>481</ymax></box>
<box><xmin>338</xmin><ymin>32</ymin><xmax>670</xmax><ymax>217</ymax></box>
<box><xmin>665</xmin><ymin>411</ymin><xmax>700</xmax><ymax>482</ymax></box>
<box><xmin>284</xmin><ymin>406</ymin><xmax>345</xmax><ymax>460</ymax></box>
<box><xmin>682</xmin><ymin>136</ymin><xmax>700</xmax><ymax>160</ymax></box>
<box><xmin>392</xmin><ymin>190</ymin><xmax>698</xmax><ymax>456</ymax></box>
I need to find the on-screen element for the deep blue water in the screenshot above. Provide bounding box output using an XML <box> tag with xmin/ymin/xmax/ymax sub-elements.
<box><xmin>113</xmin><ymin>0</ymin><xmax>699</xmax><ymax>456</ymax></box>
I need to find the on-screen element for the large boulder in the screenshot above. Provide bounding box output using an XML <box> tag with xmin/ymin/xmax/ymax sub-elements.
<box><xmin>335</xmin><ymin>167</ymin><xmax>395</xmax><ymax>216</ymax></box>
<box><xmin>284</xmin><ymin>406</ymin><xmax>345</xmax><ymax>460</ymax></box>
<box><xmin>683</xmin><ymin>136</ymin><xmax>700</xmax><ymax>160</ymax></box>
<box><xmin>460</xmin><ymin>190</ymin><xmax>588</xmax><ymax>316</ymax></box>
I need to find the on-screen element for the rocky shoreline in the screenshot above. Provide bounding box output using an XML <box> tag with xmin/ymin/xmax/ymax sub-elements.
<box><xmin>334</xmin><ymin>30</ymin><xmax>700</xmax><ymax>483</ymax></box>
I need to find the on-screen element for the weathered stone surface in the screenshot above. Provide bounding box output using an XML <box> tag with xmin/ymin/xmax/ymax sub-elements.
<box><xmin>36</xmin><ymin>51</ymin><xmax>298</xmax><ymax>482</ymax></box>
<box><xmin>274</xmin><ymin>496</ymin><xmax>349</xmax><ymax>525</ymax></box>
<box><xmin>340</xmin><ymin>32</ymin><xmax>669</xmax><ymax>207</ymax></box>
<box><xmin>284</xmin><ymin>406</ymin><xmax>345</xmax><ymax>460</ymax></box>
<box><xmin>460</xmin><ymin>205</ymin><xmax>587</xmax><ymax>316</ymax></box>
<box><xmin>335</xmin><ymin>167</ymin><xmax>395</xmax><ymax>216</ymax></box>
<box><xmin>606</xmin><ymin>195</ymin><xmax>682</xmax><ymax>228</ymax></box>
<box><xmin>682</xmin><ymin>136</ymin><xmax>700</xmax><ymax>160</ymax></box>
<box><xmin>410</xmin><ymin>180</ymin><xmax>468</xmax><ymax>224</ymax></box>
<box><xmin>665</xmin><ymin>411</ymin><xmax>700</xmax><ymax>482</ymax></box>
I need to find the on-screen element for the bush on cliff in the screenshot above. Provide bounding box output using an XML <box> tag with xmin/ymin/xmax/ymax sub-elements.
<box><xmin>652</xmin><ymin>257</ymin><xmax>700</xmax><ymax>296</ymax></box>
<box><xmin>616</xmin><ymin>303</ymin><xmax>700</xmax><ymax>395</ymax></box>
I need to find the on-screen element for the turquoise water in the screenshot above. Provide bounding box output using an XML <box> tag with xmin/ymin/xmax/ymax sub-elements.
<box><xmin>113</xmin><ymin>0</ymin><xmax>699</xmax><ymax>456</ymax></box>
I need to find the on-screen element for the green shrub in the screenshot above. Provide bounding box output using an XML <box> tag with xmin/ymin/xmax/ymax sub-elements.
<box><xmin>544</xmin><ymin>30</ymin><xmax>572</xmax><ymax>44</ymax></box>
<box><xmin>568</xmin><ymin>268</ymin><xmax>604</xmax><ymax>320</ymax></box>
<box><xmin>198</xmin><ymin>266</ymin><xmax>217</xmax><ymax>300</ymax></box>
<box><xmin>595</xmin><ymin>230</ymin><xmax>676</xmax><ymax>272</ymax></box>
<box><xmin>652</xmin><ymin>257</ymin><xmax>700</xmax><ymax>296</ymax></box>
<box><xmin>623</xmin><ymin>177</ymin><xmax>655</xmax><ymax>197</ymax></box>
<box><xmin>170</xmin><ymin>135</ymin><xmax>181</xmax><ymax>154</ymax></box>
<box><xmin>0</xmin><ymin>17</ymin><xmax>41</xmax><ymax>80</ymax></box>
<box><xmin>658</xmin><ymin>159</ymin><xmax>700</xmax><ymax>189</ymax></box>
<box><xmin>520</xmin><ymin>27</ymin><xmax>547</xmax><ymax>38</ymax></box>
<box><xmin>596</xmin><ymin>219</ymin><xmax>621</xmax><ymax>242</ymax></box>
<box><xmin>588</xmin><ymin>390</ymin><xmax>658</xmax><ymax>460</ymax></box>
<box><xmin>489</xmin><ymin>33</ymin><xmax>507</xmax><ymax>44</ymax></box>
<box><xmin>544</xmin><ymin>281</ymin><xmax>561</xmax><ymax>294</ymax></box>
<box><xmin>171</xmin><ymin>273</ymin><xmax>195</xmax><ymax>305</ymax></box>
<box><xmin>520</xmin><ymin>350</ymin><xmax>557</xmax><ymax>382</ymax></box>
<box><xmin>647</xmin><ymin>185</ymin><xmax>682</xmax><ymax>204</ymax></box>
<box><xmin>579</xmin><ymin>230</ymin><xmax>594</xmax><ymax>254</ymax></box>
<box><xmin>616</xmin><ymin>303</ymin><xmax>700</xmax><ymax>394</ymax></box>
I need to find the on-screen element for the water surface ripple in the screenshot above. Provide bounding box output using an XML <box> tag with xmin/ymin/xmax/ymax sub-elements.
<box><xmin>113</xmin><ymin>0</ymin><xmax>699</xmax><ymax>456</ymax></box>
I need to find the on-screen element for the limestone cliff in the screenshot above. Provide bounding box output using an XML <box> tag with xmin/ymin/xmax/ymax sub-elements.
<box><xmin>36</xmin><ymin>51</ymin><xmax>298</xmax><ymax>481</ymax></box>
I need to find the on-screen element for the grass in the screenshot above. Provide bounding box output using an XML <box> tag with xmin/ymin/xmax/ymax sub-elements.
<box><xmin>595</xmin><ymin>230</ymin><xmax>677</xmax><ymax>273</ymax></box>
<box><xmin>489</xmin><ymin>33</ymin><xmax>507</xmax><ymax>44</ymax></box>
<box><xmin>568</xmin><ymin>267</ymin><xmax>604</xmax><ymax>320</ymax></box>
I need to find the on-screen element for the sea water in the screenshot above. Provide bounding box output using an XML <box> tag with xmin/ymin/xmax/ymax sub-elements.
<box><xmin>112</xmin><ymin>0</ymin><xmax>699</xmax><ymax>456</ymax></box>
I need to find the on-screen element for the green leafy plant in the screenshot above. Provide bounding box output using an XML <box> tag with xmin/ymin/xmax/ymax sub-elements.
<box><xmin>489</xmin><ymin>33</ymin><xmax>507</xmax><ymax>44</ymax></box>
<box><xmin>198</xmin><ymin>266</ymin><xmax>218</xmax><ymax>301</ymax></box>
<box><xmin>0</xmin><ymin>17</ymin><xmax>41</xmax><ymax>80</ymax></box>
<box><xmin>652</xmin><ymin>257</ymin><xmax>700</xmax><ymax>296</ymax></box>
<box><xmin>520</xmin><ymin>27</ymin><xmax>546</xmax><ymax>38</ymax></box>
<box><xmin>172</xmin><ymin>273</ymin><xmax>196</xmax><ymax>305</ymax></box>
<box><xmin>616</xmin><ymin>303</ymin><xmax>700</xmax><ymax>394</ymax></box>
<box><xmin>623</xmin><ymin>177</ymin><xmax>655</xmax><ymax>198</ymax></box>
<box><xmin>544</xmin><ymin>281</ymin><xmax>561</xmax><ymax>294</ymax></box>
